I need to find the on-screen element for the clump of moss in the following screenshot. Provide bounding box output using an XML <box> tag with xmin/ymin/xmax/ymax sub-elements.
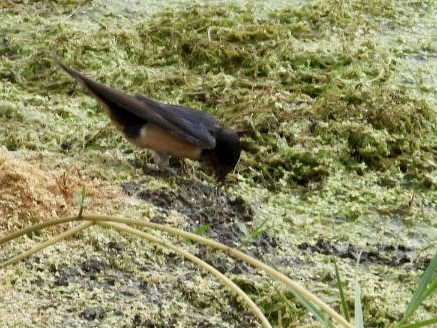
<box><xmin>132</xmin><ymin>2</ymin><xmax>436</xmax><ymax>190</ymax></box>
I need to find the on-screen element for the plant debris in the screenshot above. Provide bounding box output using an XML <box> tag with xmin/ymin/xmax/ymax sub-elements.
<box><xmin>0</xmin><ymin>151</ymin><xmax>120</xmax><ymax>232</ymax></box>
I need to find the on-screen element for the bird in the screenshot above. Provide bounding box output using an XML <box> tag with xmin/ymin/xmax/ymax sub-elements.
<box><xmin>58</xmin><ymin>63</ymin><xmax>241</xmax><ymax>179</ymax></box>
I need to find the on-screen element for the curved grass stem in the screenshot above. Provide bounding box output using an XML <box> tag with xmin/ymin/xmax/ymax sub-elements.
<box><xmin>86</xmin><ymin>215</ymin><xmax>352</xmax><ymax>328</ymax></box>
<box><xmin>99</xmin><ymin>221</ymin><xmax>272</xmax><ymax>328</ymax></box>
<box><xmin>0</xmin><ymin>217</ymin><xmax>83</xmax><ymax>245</ymax></box>
<box><xmin>0</xmin><ymin>221</ymin><xmax>93</xmax><ymax>268</ymax></box>
<box><xmin>0</xmin><ymin>215</ymin><xmax>352</xmax><ymax>328</ymax></box>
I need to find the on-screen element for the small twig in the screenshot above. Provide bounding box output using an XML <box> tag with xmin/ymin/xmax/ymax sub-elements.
<box><xmin>77</xmin><ymin>187</ymin><xmax>86</xmax><ymax>218</ymax></box>
<box><xmin>207</xmin><ymin>27</ymin><xmax>213</xmax><ymax>42</ymax></box>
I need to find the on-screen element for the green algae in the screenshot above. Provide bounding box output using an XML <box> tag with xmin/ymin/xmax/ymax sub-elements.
<box><xmin>1</xmin><ymin>0</ymin><xmax>437</xmax><ymax>327</ymax></box>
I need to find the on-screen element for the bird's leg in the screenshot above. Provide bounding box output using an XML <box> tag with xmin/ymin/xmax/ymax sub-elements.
<box><xmin>154</xmin><ymin>151</ymin><xmax>170</xmax><ymax>169</ymax></box>
<box><xmin>153</xmin><ymin>151</ymin><xmax>177</xmax><ymax>175</ymax></box>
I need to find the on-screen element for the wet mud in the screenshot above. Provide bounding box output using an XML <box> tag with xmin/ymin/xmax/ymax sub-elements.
<box><xmin>39</xmin><ymin>240</ymin><xmax>258</xmax><ymax>328</ymax></box>
<box><xmin>297</xmin><ymin>239</ymin><xmax>430</xmax><ymax>269</ymax></box>
<box><xmin>121</xmin><ymin>178</ymin><xmax>278</xmax><ymax>275</ymax></box>
<box><xmin>121</xmin><ymin>179</ymin><xmax>277</xmax><ymax>252</ymax></box>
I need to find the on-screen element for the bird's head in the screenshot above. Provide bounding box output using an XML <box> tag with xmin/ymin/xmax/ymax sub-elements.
<box><xmin>202</xmin><ymin>127</ymin><xmax>241</xmax><ymax>180</ymax></box>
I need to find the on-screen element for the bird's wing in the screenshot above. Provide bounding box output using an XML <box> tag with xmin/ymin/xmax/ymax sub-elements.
<box><xmin>134</xmin><ymin>94</ymin><xmax>218</xmax><ymax>149</ymax></box>
<box><xmin>59</xmin><ymin>63</ymin><xmax>217</xmax><ymax>149</ymax></box>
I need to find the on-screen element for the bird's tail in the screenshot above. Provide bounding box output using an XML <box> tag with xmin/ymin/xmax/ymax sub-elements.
<box><xmin>58</xmin><ymin>62</ymin><xmax>150</xmax><ymax>126</ymax></box>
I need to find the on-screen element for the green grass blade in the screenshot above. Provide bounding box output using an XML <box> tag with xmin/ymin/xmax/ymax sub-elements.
<box><xmin>422</xmin><ymin>274</ymin><xmax>437</xmax><ymax>300</ymax></box>
<box><xmin>354</xmin><ymin>277</ymin><xmax>364</xmax><ymax>328</ymax></box>
<box><xmin>401</xmin><ymin>252</ymin><xmax>437</xmax><ymax>323</ymax></box>
<box><xmin>334</xmin><ymin>259</ymin><xmax>351</xmax><ymax>321</ymax></box>
<box><xmin>193</xmin><ymin>224</ymin><xmax>211</xmax><ymax>235</ymax></box>
<box><xmin>399</xmin><ymin>317</ymin><xmax>437</xmax><ymax>328</ymax></box>
<box><xmin>281</xmin><ymin>289</ymin><xmax>336</xmax><ymax>328</ymax></box>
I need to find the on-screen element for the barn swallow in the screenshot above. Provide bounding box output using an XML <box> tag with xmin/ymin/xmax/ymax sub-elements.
<box><xmin>58</xmin><ymin>63</ymin><xmax>241</xmax><ymax>179</ymax></box>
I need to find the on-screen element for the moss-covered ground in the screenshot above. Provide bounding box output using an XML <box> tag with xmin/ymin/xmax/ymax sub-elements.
<box><xmin>1</xmin><ymin>0</ymin><xmax>436</xmax><ymax>327</ymax></box>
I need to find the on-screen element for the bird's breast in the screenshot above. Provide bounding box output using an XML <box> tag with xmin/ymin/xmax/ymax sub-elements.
<box><xmin>126</xmin><ymin>123</ymin><xmax>202</xmax><ymax>160</ymax></box>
